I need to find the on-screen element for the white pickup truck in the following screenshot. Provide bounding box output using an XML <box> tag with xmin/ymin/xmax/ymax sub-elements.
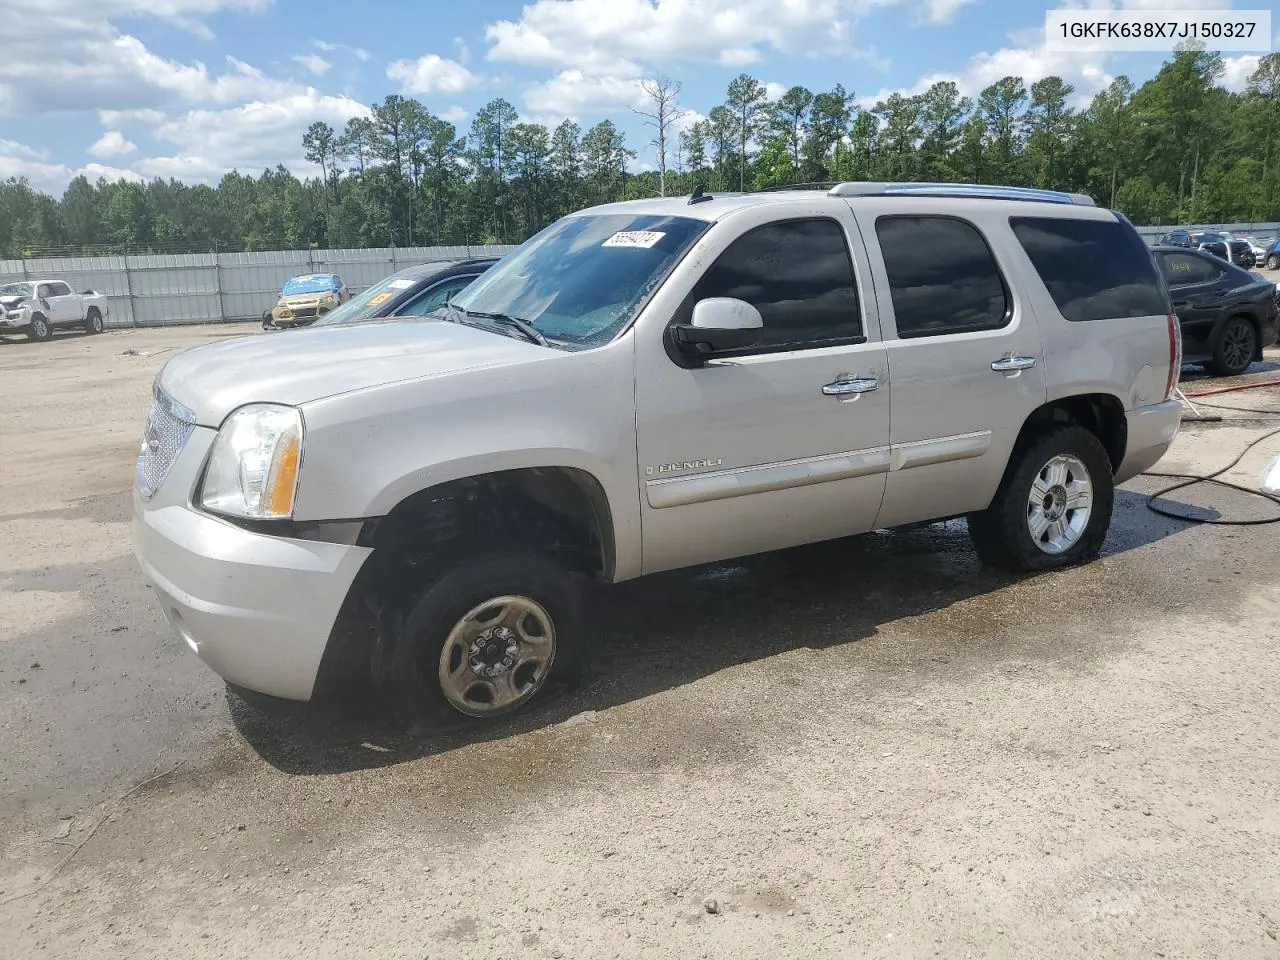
<box><xmin>0</xmin><ymin>279</ymin><xmax>109</xmax><ymax>341</ymax></box>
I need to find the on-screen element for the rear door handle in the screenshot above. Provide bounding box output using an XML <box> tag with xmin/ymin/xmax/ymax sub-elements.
<box><xmin>822</xmin><ymin>377</ymin><xmax>878</xmax><ymax>400</ymax></box>
<box><xmin>991</xmin><ymin>356</ymin><xmax>1037</xmax><ymax>374</ymax></box>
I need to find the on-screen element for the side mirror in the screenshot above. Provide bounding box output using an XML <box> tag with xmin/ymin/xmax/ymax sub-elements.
<box><xmin>1263</xmin><ymin>456</ymin><xmax>1280</xmax><ymax>496</ymax></box>
<box><xmin>671</xmin><ymin>298</ymin><xmax>763</xmax><ymax>360</ymax></box>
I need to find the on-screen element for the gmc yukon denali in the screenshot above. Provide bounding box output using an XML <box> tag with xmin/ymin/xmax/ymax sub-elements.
<box><xmin>133</xmin><ymin>182</ymin><xmax>1183</xmax><ymax>730</ymax></box>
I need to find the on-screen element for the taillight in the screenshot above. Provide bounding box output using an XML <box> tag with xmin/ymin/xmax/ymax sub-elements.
<box><xmin>1165</xmin><ymin>313</ymin><xmax>1183</xmax><ymax>400</ymax></box>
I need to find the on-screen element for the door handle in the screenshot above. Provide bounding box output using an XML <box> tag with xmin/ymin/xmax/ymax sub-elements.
<box><xmin>822</xmin><ymin>377</ymin><xmax>878</xmax><ymax>400</ymax></box>
<box><xmin>990</xmin><ymin>356</ymin><xmax>1037</xmax><ymax>374</ymax></box>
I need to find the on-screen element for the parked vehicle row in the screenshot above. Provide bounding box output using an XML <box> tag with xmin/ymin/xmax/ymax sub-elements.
<box><xmin>0</xmin><ymin>280</ymin><xmax>109</xmax><ymax>341</ymax></box>
<box><xmin>1158</xmin><ymin>229</ymin><xmax>1258</xmax><ymax>268</ymax></box>
<box><xmin>135</xmin><ymin>181</ymin><xmax>1189</xmax><ymax>730</ymax></box>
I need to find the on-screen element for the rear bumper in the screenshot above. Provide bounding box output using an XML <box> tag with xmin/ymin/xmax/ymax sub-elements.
<box><xmin>1116</xmin><ymin>399</ymin><xmax>1182</xmax><ymax>484</ymax></box>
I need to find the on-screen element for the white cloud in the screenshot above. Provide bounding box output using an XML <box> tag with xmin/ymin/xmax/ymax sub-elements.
<box><xmin>764</xmin><ymin>81</ymin><xmax>788</xmax><ymax>101</ymax></box>
<box><xmin>440</xmin><ymin>105</ymin><xmax>470</xmax><ymax>123</ymax></box>
<box><xmin>313</xmin><ymin>39</ymin><xmax>370</xmax><ymax>61</ymax></box>
<box><xmin>1221</xmin><ymin>54</ymin><xmax>1260</xmax><ymax>92</ymax></box>
<box><xmin>484</xmin><ymin>0</ymin><xmax>864</xmax><ymax>70</ymax></box>
<box><xmin>98</xmin><ymin>108</ymin><xmax>167</xmax><ymax>126</ymax></box>
<box><xmin>0</xmin><ymin>19</ymin><xmax>301</xmax><ymax>116</ymax></box>
<box><xmin>137</xmin><ymin>90</ymin><xmax>369</xmax><ymax>183</ymax></box>
<box><xmin>89</xmin><ymin>130</ymin><xmax>138</xmax><ymax>157</ymax></box>
<box><xmin>523</xmin><ymin>68</ymin><xmax>645</xmax><ymax>116</ymax></box>
<box><xmin>0</xmin><ymin>139</ymin><xmax>142</xmax><ymax>193</ymax></box>
<box><xmin>918</xmin><ymin>0</ymin><xmax>975</xmax><ymax>22</ymax></box>
<box><xmin>292</xmin><ymin>54</ymin><xmax>331</xmax><ymax>76</ymax></box>
<box><xmin>386</xmin><ymin>54</ymin><xmax>478</xmax><ymax>95</ymax></box>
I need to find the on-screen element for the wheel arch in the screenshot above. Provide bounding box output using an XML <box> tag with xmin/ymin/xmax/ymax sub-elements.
<box><xmin>1012</xmin><ymin>393</ymin><xmax>1127</xmax><ymax>476</ymax></box>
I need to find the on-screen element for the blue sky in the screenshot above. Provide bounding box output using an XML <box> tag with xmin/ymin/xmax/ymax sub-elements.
<box><xmin>0</xmin><ymin>0</ymin><xmax>1272</xmax><ymax>194</ymax></box>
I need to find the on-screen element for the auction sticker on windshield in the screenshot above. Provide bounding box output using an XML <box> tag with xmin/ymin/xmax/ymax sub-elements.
<box><xmin>603</xmin><ymin>231</ymin><xmax>666</xmax><ymax>249</ymax></box>
<box><xmin>388</xmin><ymin>279</ymin><xmax>415</xmax><ymax>289</ymax></box>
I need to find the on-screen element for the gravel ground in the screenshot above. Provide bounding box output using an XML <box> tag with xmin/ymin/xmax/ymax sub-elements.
<box><xmin>1</xmin><ymin>323</ymin><xmax>1279</xmax><ymax>960</ymax></box>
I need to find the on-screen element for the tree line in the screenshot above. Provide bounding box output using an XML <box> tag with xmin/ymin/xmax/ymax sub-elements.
<box><xmin>1</xmin><ymin>47</ymin><xmax>1277</xmax><ymax>258</ymax></box>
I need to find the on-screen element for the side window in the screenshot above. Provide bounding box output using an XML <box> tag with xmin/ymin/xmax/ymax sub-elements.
<box><xmin>1010</xmin><ymin>216</ymin><xmax>1168</xmax><ymax>322</ymax></box>
<box><xmin>1160</xmin><ymin>253</ymin><xmax>1217</xmax><ymax>287</ymax></box>
<box><xmin>396</xmin><ymin>276</ymin><xmax>477</xmax><ymax>316</ymax></box>
<box><xmin>36</xmin><ymin>284</ymin><xmax>52</xmax><ymax>299</ymax></box>
<box><xmin>685</xmin><ymin>218</ymin><xmax>862</xmax><ymax>351</ymax></box>
<box><xmin>50</xmin><ymin>282</ymin><xmax>72</xmax><ymax>297</ymax></box>
<box><xmin>875</xmin><ymin>216</ymin><xmax>1009</xmax><ymax>338</ymax></box>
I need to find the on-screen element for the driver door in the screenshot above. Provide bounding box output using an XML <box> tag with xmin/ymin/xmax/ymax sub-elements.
<box><xmin>633</xmin><ymin>207</ymin><xmax>891</xmax><ymax>575</ymax></box>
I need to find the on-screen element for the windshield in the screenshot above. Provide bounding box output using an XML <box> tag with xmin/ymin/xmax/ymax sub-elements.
<box><xmin>450</xmin><ymin>213</ymin><xmax>709</xmax><ymax>347</ymax></box>
<box><xmin>0</xmin><ymin>282</ymin><xmax>34</xmax><ymax>298</ymax></box>
<box><xmin>312</xmin><ymin>272</ymin><xmax>418</xmax><ymax>326</ymax></box>
<box><xmin>282</xmin><ymin>275</ymin><xmax>339</xmax><ymax>296</ymax></box>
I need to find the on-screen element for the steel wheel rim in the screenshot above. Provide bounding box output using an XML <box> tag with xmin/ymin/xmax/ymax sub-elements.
<box><xmin>1222</xmin><ymin>321</ymin><xmax>1254</xmax><ymax>372</ymax></box>
<box><xmin>1027</xmin><ymin>454</ymin><xmax>1092</xmax><ymax>555</ymax></box>
<box><xmin>437</xmin><ymin>595</ymin><xmax>557</xmax><ymax>717</ymax></box>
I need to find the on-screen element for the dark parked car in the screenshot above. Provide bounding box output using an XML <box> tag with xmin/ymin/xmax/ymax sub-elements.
<box><xmin>1153</xmin><ymin>245</ymin><xmax>1279</xmax><ymax>376</ymax></box>
<box><xmin>293</xmin><ymin>258</ymin><xmax>498</xmax><ymax>330</ymax></box>
<box><xmin>1263</xmin><ymin>238</ymin><xmax>1280</xmax><ymax>271</ymax></box>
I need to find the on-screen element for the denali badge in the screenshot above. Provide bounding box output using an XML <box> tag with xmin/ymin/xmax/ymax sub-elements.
<box><xmin>645</xmin><ymin>458</ymin><xmax>723</xmax><ymax>477</ymax></box>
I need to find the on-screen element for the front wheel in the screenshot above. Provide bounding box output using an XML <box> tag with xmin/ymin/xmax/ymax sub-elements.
<box><xmin>967</xmin><ymin>426</ymin><xmax>1114</xmax><ymax>572</ymax></box>
<box><xmin>373</xmin><ymin>550</ymin><xmax>586</xmax><ymax>732</ymax></box>
<box><xmin>1208</xmin><ymin>316</ymin><xmax>1256</xmax><ymax>377</ymax></box>
<box><xmin>1268</xmin><ymin>254</ymin><xmax>1280</xmax><ymax>270</ymax></box>
<box><xmin>27</xmin><ymin>314</ymin><xmax>51</xmax><ymax>342</ymax></box>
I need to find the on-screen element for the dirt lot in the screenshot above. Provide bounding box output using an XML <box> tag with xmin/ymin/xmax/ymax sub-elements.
<box><xmin>1</xmin><ymin>323</ymin><xmax>1279</xmax><ymax>960</ymax></box>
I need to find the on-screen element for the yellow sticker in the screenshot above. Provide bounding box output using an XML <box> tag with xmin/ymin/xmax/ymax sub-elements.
<box><xmin>369</xmin><ymin>292</ymin><xmax>392</xmax><ymax>306</ymax></box>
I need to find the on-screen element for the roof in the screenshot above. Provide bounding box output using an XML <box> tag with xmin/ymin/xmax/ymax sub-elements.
<box><xmin>576</xmin><ymin>182</ymin><xmax>1109</xmax><ymax>223</ymax></box>
<box><xmin>390</xmin><ymin>257</ymin><xmax>499</xmax><ymax>281</ymax></box>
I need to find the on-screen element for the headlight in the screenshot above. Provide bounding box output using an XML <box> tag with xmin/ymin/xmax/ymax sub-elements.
<box><xmin>200</xmin><ymin>404</ymin><xmax>303</xmax><ymax>519</ymax></box>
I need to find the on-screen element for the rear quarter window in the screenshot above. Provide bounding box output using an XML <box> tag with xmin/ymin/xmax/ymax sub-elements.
<box><xmin>1011</xmin><ymin>216</ymin><xmax>1168</xmax><ymax>322</ymax></box>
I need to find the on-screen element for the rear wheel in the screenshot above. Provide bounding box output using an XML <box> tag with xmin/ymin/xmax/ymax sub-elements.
<box><xmin>1208</xmin><ymin>316</ymin><xmax>1256</xmax><ymax>377</ymax></box>
<box><xmin>373</xmin><ymin>550</ymin><xmax>586</xmax><ymax>732</ymax></box>
<box><xmin>967</xmin><ymin>426</ymin><xmax>1114</xmax><ymax>572</ymax></box>
<box><xmin>83</xmin><ymin>308</ymin><xmax>103</xmax><ymax>334</ymax></box>
<box><xmin>27</xmin><ymin>313</ymin><xmax>51</xmax><ymax>342</ymax></box>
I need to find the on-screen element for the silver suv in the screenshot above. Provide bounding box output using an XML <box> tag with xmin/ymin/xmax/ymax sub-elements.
<box><xmin>133</xmin><ymin>182</ymin><xmax>1183</xmax><ymax>729</ymax></box>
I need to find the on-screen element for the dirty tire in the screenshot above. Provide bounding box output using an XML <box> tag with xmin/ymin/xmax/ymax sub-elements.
<box><xmin>27</xmin><ymin>313</ymin><xmax>51</xmax><ymax>342</ymax></box>
<box><xmin>374</xmin><ymin>550</ymin><xmax>586</xmax><ymax>733</ymax></box>
<box><xmin>1208</xmin><ymin>316</ymin><xmax>1257</xmax><ymax>377</ymax></box>
<box><xmin>966</xmin><ymin>426</ymin><xmax>1114</xmax><ymax>573</ymax></box>
<box><xmin>83</xmin><ymin>308</ymin><xmax>103</xmax><ymax>334</ymax></box>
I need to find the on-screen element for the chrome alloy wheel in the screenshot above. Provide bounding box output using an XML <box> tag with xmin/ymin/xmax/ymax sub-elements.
<box><xmin>437</xmin><ymin>595</ymin><xmax>557</xmax><ymax>716</ymax></box>
<box><xmin>1027</xmin><ymin>454</ymin><xmax>1092</xmax><ymax>555</ymax></box>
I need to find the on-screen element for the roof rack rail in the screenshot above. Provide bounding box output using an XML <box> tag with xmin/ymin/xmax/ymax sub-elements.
<box><xmin>826</xmin><ymin>181</ymin><xmax>1096</xmax><ymax>206</ymax></box>
<box><xmin>758</xmin><ymin>181</ymin><xmax>838</xmax><ymax>193</ymax></box>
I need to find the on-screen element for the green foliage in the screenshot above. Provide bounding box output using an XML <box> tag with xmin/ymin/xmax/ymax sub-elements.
<box><xmin>3</xmin><ymin>52</ymin><xmax>1279</xmax><ymax>258</ymax></box>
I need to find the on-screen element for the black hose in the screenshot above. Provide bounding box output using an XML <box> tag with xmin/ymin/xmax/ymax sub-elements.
<box><xmin>1143</xmin><ymin>424</ymin><xmax>1280</xmax><ymax>525</ymax></box>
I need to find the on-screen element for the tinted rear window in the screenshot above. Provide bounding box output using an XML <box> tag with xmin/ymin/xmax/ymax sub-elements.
<box><xmin>1010</xmin><ymin>216</ymin><xmax>1168</xmax><ymax>322</ymax></box>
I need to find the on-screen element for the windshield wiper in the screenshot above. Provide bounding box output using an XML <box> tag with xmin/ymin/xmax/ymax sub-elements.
<box><xmin>455</xmin><ymin>307</ymin><xmax>549</xmax><ymax>347</ymax></box>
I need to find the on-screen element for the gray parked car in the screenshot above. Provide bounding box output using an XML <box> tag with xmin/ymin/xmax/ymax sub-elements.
<box><xmin>133</xmin><ymin>182</ymin><xmax>1183</xmax><ymax>730</ymax></box>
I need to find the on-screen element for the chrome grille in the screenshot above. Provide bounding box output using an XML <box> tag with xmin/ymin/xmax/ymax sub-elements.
<box><xmin>136</xmin><ymin>388</ymin><xmax>195</xmax><ymax>500</ymax></box>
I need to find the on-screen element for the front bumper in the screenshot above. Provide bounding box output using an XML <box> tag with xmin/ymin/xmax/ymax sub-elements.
<box><xmin>1115</xmin><ymin>398</ymin><xmax>1182</xmax><ymax>484</ymax></box>
<box><xmin>132</xmin><ymin>428</ymin><xmax>371</xmax><ymax>701</ymax></box>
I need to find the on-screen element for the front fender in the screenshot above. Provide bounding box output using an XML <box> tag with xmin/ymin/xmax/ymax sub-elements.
<box><xmin>293</xmin><ymin>337</ymin><xmax>644</xmax><ymax>580</ymax></box>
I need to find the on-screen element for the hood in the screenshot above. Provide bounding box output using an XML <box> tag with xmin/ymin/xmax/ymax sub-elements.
<box><xmin>278</xmin><ymin>291</ymin><xmax>336</xmax><ymax>307</ymax></box>
<box><xmin>159</xmin><ymin>317</ymin><xmax>549</xmax><ymax>426</ymax></box>
<box><xmin>0</xmin><ymin>296</ymin><xmax>26</xmax><ymax>308</ymax></box>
